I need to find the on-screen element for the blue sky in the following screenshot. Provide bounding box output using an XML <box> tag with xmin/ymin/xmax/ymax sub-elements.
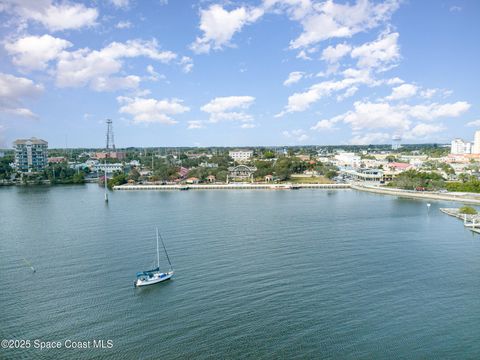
<box><xmin>0</xmin><ymin>0</ymin><xmax>479</xmax><ymax>148</ymax></box>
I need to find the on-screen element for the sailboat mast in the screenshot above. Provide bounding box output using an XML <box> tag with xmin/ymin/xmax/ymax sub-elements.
<box><xmin>104</xmin><ymin>158</ymin><xmax>108</xmax><ymax>202</ymax></box>
<box><xmin>159</xmin><ymin>232</ymin><xmax>173</xmax><ymax>270</ymax></box>
<box><xmin>156</xmin><ymin>227</ymin><xmax>160</xmax><ymax>269</ymax></box>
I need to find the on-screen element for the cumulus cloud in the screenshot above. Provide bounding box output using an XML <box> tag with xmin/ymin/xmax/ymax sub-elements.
<box><xmin>404</xmin><ymin>123</ymin><xmax>445</xmax><ymax>139</ymax></box>
<box><xmin>321</xmin><ymin>43</ymin><xmax>351</xmax><ymax>63</ymax></box>
<box><xmin>55</xmin><ymin>39</ymin><xmax>177</xmax><ymax>91</ymax></box>
<box><xmin>201</xmin><ymin>96</ymin><xmax>255</xmax><ymax>123</ymax></box>
<box><xmin>277</xmin><ymin>67</ymin><xmax>374</xmax><ymax>115</ymax></box>
<box><xmin>285</xmin><ymin>0</ymin><xmax>400</xmax><ymax>49</ymax></box>
<box><xmin>350</xmin><ymin>132</ymin><xmax>390</xmax><ymax>145</ymax></box>
<box><xmin>339</xmin><ymin>100</ymin><xmax>470</xmax><ymax>131</ymax></box>
<box><xmin>190</xmin><ymin>4</ymin><xmax>263</xmax><ymax>54</ymax></box>
<box><xmin>386</xmin><ymin>83</ymin><xmax>418</xmax><ymax>100</ymax></box>
<box><xmin>240</xmin><ymin>123</ymin><xmax>256</xmax><ymax>129</ymax></box>
<box><xmin>406</xmin><ymin>101</ymin><xmax>470</xmax><ymax>120</ymax></box>
<box><xmin>179</xmin><ymin>56</ymin><xmax>193</xmax><ymax>73</ymax></box>
<box><xmin>187</xmin><ymin>120</ymin><xmax>205</xmax><ymax>130</ymax></box>
<box><xmin>311</xmin><ymin>118</ymin><xmax>338</xmax><ymax>131</ymax></box>
<box><xmin>117</xmin><ymin>96</ymin><xmax>189</xmax><ymax>124</ymax></box>
<box><xmin>5</xmin><ymin>34</ymin><xmax>72</xmax><ymax>71</ymax></box>
<box><xmin>1</xmin><ymin>0</ymin><xmax>98</xmax><ymax>31</ymax></box>
<box><xmin>283</xmin><ymin>71</ymin><xmax>305</xmax><ymax>86</ymax></box>
<box><xmin>282</xmin><ymin>129</ymin><xmax>309</xmax><ymax>142</ymax></box>
<box><xmin>350</xmin><ymin>31</ymin><xmax>400</xmax><ymax>71</ymax></box>
<box><xmin>314</xmin><ymin>99</ymin><xmax>470</xmax><ymax>143</ymax></box>
<box><xmin>0</xmin><ymin>72</ymin><xmax>43</xmax><ymax>118</ymax></box>
<box><xmin>110</xmin><ymin>0</ymin><xmax>130</xmax><ymax>8</ymax></box>
<box><xmin>115</xmin><ymin>21</ymin><xmax>132</xmax><ymax>29</ymax></box>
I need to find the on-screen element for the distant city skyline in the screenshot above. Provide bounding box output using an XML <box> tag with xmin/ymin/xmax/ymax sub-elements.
<box><xmin>0</xmin><ymin>0</ymin><xmax>479</xmax><ymax>148</ymax></box>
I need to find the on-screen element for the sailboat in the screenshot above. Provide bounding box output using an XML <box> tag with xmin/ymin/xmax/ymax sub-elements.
<box><xmin>134</xmin><ymin>228</ymin><xmax>174</xmax><ymax>287</ymax></box>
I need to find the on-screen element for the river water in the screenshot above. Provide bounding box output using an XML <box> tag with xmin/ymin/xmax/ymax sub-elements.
<box><xmin>1</xmin><ymin>185</ymin><xmax>479</xmax><ymax>359</ymax></box>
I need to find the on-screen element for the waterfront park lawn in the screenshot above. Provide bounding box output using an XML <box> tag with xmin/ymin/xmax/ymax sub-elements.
<box><xmin>288</xmin><ymin>175</ymin><xmax>334</xmax><ymax>184</ymax></box>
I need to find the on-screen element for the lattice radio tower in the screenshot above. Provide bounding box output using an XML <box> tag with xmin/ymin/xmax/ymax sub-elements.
<box><xmin>106</xmin><ymin>119</ymin><xmax>115</xmax><ymax>151</ymax></box>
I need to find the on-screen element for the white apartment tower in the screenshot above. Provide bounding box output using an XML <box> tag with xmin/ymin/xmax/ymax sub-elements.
<box><xmin>451</xmin><ymin>138</ymin><xmax>472</xmax><ymax>155</ymax></box>
<box><xmin>473</xmin><ymin>131</ymin><xmax>480</xmax><ymax>154</ymax></box>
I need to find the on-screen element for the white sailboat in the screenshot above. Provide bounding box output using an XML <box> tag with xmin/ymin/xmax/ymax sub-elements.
<box><xmin>134</xmin><ymin>228</ymin><xmax>174</xmax><ymax>287</ymax></box>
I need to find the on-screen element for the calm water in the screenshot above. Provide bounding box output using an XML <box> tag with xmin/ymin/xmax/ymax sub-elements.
<box><xmin>1</xmin><ymin>185</ymin><xmax>480</xmax><ymax>359</ymax></box>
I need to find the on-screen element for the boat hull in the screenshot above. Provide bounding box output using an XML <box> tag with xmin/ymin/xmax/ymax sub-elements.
<box><xmin>135</xmin><ymin>271</ymin><xmax>173</xmax><ymax>287</ymax></box>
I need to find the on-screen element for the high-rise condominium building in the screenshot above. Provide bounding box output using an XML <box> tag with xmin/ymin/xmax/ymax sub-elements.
<box><xmin>473</xmin><ymin>131</ymin><xmax>480</xmax><ymax>154</ymax></box>
<box><xmin>13</xmin><ymin>138</ymin><xmax>48</xmax><ymax>173</ymax></box>
<box><xmin>451</xmin><ymin>138</ymin><xmax>472</xmax><ymax>155</ymax></box>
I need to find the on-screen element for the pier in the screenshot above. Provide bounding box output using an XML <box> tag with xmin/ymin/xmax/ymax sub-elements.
<box><xmin>113</xmin><ymin>183</ymin><xmax>351</xmax><ymax>191</ymax></box>
<box><xmin>440</xmin><ymin>208</ymin><xmax>480</xmax><ymax>234</ymax></box>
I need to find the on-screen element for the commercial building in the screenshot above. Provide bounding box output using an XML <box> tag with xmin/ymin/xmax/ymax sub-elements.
<box><xmin>93</xmin><ymin>163</ymin><xmax>123</xmax><ymax>174</ymax></box>
<box><xmin>229</xmin><ymin>149</ymin><xmax>253</xmax><ymax>162</ymax></box>
<box><xmin>451</xmin><ymin>138</ymin><xmax>472</xmax><ymax>155</ymax></box>
<box><xmin>13</xmin><ymin>138</ymin><xmax>48</xmax><ymax>173</ymax></box>
<box><xmin>94</xmin><ymin>151</ymin><xmax>126</xmax><ymax>160</ymax></box>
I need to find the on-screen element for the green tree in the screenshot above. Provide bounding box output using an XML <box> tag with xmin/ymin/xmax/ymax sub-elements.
<box><xmin>459</xmin><ymin>206</ymin><xmax>477</xmax><ymax>215</ymax></box>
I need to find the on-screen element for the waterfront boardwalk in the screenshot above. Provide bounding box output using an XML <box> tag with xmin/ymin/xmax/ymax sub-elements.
<box><xmin>113</xmin><ymin>183</ymin><xmax>350</xmax><ymax>191</ymax></box>
<box><xmin>352</xmin><ymin>184</ymin><xmax>480</xmax><ymax>205</ymax></box>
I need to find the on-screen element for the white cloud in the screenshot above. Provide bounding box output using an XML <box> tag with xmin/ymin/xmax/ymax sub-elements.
<box><xmin>386</xmin><ymin>83</ymin><xmax>418</xmax><ymax>100</ymax></box>
<box><xmin>340</xmin><ymin>101</ymin><xmax>470</xmax><ymax>131</ymax></box>
<box><xmin>282</xmin><ymin>129</ymin><xmax>309</xmax><ymax>142</ymax></box>
<box><xmin>146</xmin><ymin>65</ymin><xmax>166</xmax><ymax>82</ymax></box>
<box><xmin>190</xmin><ymin>4</ymin><xmax>263</xmax><ymax>54</ymax></box>
<box><xmin>311</xmin><ymin>118</ymin><xmax>338</xmax><ymax>131</ymax></box>
<box><xmin>386</xmin><ymin>77</ymin><xmax>404</xmax><ymax>85</ymax></box>
<box><xmin>187</xmin><ymin>120</ymin><xmax>205</xmax><ymax>130</ymax></box>
<box><xmin>201</xmin><ymin>96</ymin><xmax>255</xmax><ymax>123</ymax></box>
<box><xmin>0</xmin><ymin>72</ymin><xmax>43</xmax><ymax>118</ymax></box>
<box><xmin>91</xmin><ymin>76</ymin><xmax>141</xmax><ymax>92</ymax></box>
<box><xmin>406</xmin><ymin>101</ymin><xmax>470</xmax><ymax>120</ymax></box>
<box><xmin>117</xmin><ymin>96</ymin><xmax>189</xmax><ymax>124</ymax></box>
<box><xmin>241</xmin><ymin>123</ymin><xmax>256</xmax><ymax>129</ymax></box>
<box><xmin>277</xmin><ymin>67</ymin><xmax>374</xmax><ymax>115</ymax></box>
<box><xmin>286</xmin><ymin>0</ymin><xmax>400</xmax><ymax>49</ymax></box>
<box><xmin>179</xmin><ymin>56</ymin><xmax>193</xmax><ymax>73</ymax></box>
<box><xmin>466</xmin><ymin>119</ymin><xmax>480</xmax><ymax>127</ymax></box>
<box><xmin>404</xmin><ymin>123</ymin><xmax>445</xmax><ymax>139</ymax></box>
<box><xmin>115</xmin><ymin>21</ymin><xmax>132</xmax><ymax>29</ymax></box>
<box><xmin>449</xmin><ymin>5</ymin><xmax>462</xmax><ymax>12</ymax></box>
<box><xmin>5</xmin><ymin>34</ymin><xmax>72</xmax><ymax>71</ymax></box>
<box><xmin>316</xmin><ymin>99</ymin><xmax>470</xmax><ymax>143</ymax></box>
<box><xmin>110</xmin><ymin>0</ymin><xmax>130</xmax><ymax>8</ymax></box>
<box><xmin>343</xmin><ymin>101</ymin><xmax>411</xmax><ymax>131</ymax></box>
<box><xmin>337</xmin><ymin>86</ymin><xmax>358</xmax><ymax>101</ymax></box>
<box><xmin>55</xmin><ymin>39</ymin><xmax>177</xmax><ymax>91</ymax></box>
<box><xmin>350</xmin><ymin>31</ymin><xmax>400</xmax><ymax>71</ymax></box>
<box><xmin>296</xmin><ymin>50</ymin><xmax>312</xmax><ymax>60</ymax></box>
<box><xmin>350</xmin><ymin>132</ymin><xmax>390</xmax><ymax>145</ymax></box>
<box><xmin>283</xmin><ymin>71</ymin><xmax>305</xmax><ymax>86</ymax></box>
<box><xmin>1</xmin><ymin>0</ymin><xmax>98</xmax><ymax>31</ymax></box>
<box><xmin>321</xmin><ymin>42</ymin><xmax>351</xmax><ymax>63</ymax></box>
